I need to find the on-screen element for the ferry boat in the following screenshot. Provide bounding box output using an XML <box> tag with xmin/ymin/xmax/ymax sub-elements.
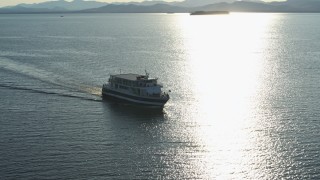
<box><xmin>102</xmin><ymin>72</ymin><xmax>170</xmax><ymax>107</ymax></box>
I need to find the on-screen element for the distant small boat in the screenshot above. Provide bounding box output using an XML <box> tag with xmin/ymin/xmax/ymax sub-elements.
<box><xmin>102</xmin><ymin>72</ymin><xmax>170</xmax><ymax>108</ymax></box>
<box><xmin>190</xmin><ymin>11</ymin><xmax>229</xmax><ymax>15</ymax></box>
<box><xmin>60</xmin><ymin>15</ymin><xmax>64</xmax><ymax>17</ymax></box>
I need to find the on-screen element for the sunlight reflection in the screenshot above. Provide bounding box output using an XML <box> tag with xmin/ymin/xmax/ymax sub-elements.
<box><xmin>178</xmin><ymin>13</ymin><xmax>276</xmax><ymax>178</ymax></box>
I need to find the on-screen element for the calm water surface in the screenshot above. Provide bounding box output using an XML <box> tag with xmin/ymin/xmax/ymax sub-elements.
<box><xmin>1</xmin><ymin>13</ymin><xmax>320</xmax><ymax>179</ymax></box>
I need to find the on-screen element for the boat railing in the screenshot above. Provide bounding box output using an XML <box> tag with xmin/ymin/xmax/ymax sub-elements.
<box><xmin>103</xmin><ymin>84</ymin><xmax>109</xmax><ymax>88</ymax></box>
<box><xmin>161</xmin><ymin>92</ymin><xmax>169</xmax><ymax>99</ymax></box>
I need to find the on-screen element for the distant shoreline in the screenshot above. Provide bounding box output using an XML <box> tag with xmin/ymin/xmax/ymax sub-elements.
<box><xmin>1</xmin><ymin>12</ymin><xmax>320</xmax><ymax>15</ymax></box>
<box><xmin>1</xmin><ymin>0</ymin><xmax>320</xmax><ymax>15</ymax></box>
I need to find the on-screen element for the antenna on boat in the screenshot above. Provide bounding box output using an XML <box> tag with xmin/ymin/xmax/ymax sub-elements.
<box><xmin>145</xmin><ymin>69</ymin><xmax>149</xmax><ymax>78</ymax></box>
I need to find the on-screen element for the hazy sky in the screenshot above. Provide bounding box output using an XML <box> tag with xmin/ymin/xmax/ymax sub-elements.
<box><xmin>0</xmin><ymin>0</ymin><xmax>286</xmax><ymax>8</ymax></box>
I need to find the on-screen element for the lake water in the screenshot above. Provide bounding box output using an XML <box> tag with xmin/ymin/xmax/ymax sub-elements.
<box><xmin>1</xmin><ymin>13</ymin><xmax>320</xmax><ymax>179</ymax></box>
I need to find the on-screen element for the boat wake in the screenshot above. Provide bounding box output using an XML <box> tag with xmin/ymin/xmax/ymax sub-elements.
<box><xmin>0</xmin><ymin>84</ymin><xmax>102</xmax><ymax>102</ymax></box>
<box><xmin>0</xmin><ymin>57</ymin><xmax>102</xmax><ymax>102</ymax></box>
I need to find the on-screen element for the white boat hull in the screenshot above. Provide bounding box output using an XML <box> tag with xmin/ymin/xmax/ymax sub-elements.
<box><xmin>102</xmin><ymin>86</ymin><xmax>169</xmax><ymax>107</ymax></box>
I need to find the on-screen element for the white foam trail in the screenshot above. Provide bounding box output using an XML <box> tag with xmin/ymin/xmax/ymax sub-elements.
<box><xmin>0</xmin><ymin>57</ymin><xmax>101</xmax><ymax>98</ymax></box>
<box><xmin>0</xmin><ymin>50</ymin><xmax>51</xmax><ymax>58</ymax></box>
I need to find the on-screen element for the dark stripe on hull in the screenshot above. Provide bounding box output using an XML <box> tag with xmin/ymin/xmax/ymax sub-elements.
<box><xmin>102</xmin><ymin>88</ymin><xmax>169</xmax><ymax>107</ymax></box>
<box><xmin>102</xmin><ymin>94</ymin><xmax>164</xmax><ymax>108</ymax></box>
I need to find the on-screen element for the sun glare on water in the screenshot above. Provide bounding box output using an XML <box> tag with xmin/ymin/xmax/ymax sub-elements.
<box><xmin>176</xmin><ymin>13</ymin><xmax>277</xmax><ymax>178</ymax></box>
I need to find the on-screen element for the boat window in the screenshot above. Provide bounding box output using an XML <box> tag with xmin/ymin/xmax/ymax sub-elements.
<box><xmin>119</xmin><ymin>85</ymin><xmax>128</xmax><ymax>90</ymax></box>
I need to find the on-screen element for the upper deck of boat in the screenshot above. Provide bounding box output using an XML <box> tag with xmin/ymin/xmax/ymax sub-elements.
<box><xmin>111</xmin><ymin>73</ymin><xmax>157</xmax><ymax>82</ymax></box>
